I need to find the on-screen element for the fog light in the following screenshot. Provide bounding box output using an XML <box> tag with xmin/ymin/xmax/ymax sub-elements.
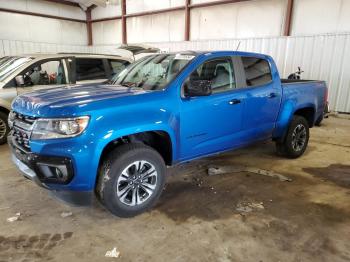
<box><xmin>54</xmin><ymin>166</ymin><xmax>68</xmax><ymax>182</ymax></box>
<box><xmin>37</xmin><ymin>163</ymin><xmax>69</xmax><ymax>183</ymax></box>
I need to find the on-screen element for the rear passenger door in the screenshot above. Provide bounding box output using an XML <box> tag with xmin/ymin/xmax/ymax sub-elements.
<box><xmin>75</xmin><ymin>58</ymin><xmax>109</xmax><ymax>84</ymax></box>
<box><xmin>239</xmin><ymin>56</ymin><xmax>282</xmax><ymax>141</ymax></box>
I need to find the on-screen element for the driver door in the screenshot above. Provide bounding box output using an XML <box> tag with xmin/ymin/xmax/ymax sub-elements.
<box><xmin>16</xmin><ymin>58</ymin><xmax>70</xmax><ymax>95</ymax></box>
<box><xmin>179</xmin><ymin>57</ymin><xmax>246</xmax><ymax>161</ymax></box>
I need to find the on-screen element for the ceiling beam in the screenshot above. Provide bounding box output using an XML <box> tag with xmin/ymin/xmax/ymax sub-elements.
<box><xmin>189</xmin><ymin>0</ymin><xmax>250</xmax><ymax>9</ymax></box>
<box><xmin>0</xmin><ymin>7</ymin><xmax>85</xmax><ymax>23</ymax></box>
<box><xmin>43</xmin><ymin>0</ymin><xmax>81</xmax><ymax>8</ymax></box>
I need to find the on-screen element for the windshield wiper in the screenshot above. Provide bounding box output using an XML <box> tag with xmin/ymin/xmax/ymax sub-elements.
<box><xmin>119</xmin><ymin>82</ymin><xmax>138</xmax><ymax>88</ymax></box>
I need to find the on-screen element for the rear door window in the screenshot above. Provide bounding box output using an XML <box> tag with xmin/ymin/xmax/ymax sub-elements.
<box><xmin>76</xmin><ymin>58</ymin><xmax>106</xmax><ymax>81</ymax></box>
<box><xmin>241</xmin><ymin>56</ymin><xmax>272</xmax><ymax>87</ymax></box>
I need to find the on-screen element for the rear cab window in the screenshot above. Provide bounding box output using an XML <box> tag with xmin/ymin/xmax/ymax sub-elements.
<box><xmin>241</xmin><ymin>56</ymin><xmax>272</xmax><ymax>87</ymax></box>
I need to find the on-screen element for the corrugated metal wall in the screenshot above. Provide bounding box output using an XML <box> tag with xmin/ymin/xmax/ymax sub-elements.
<box><xmin>149</xmin><ymin>33</ymin><xmax>350</xmax><ymax>113</ymax></box>
<box><xmin>0</xmin><ymin>39</ymin><xmax>89</xmax><ymax>56</ymax></box>
<box><xmin>1</xmin><ymin>33</ymin><xmax>350</xmax><ymax>113</ymax></box>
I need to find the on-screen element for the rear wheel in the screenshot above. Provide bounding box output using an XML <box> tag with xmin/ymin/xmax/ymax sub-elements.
<box><xmin>96</xmin><ymin>143</ymin><xmax>166</xmax><ymax>217</ymax></box>
<box><xmin>276</xmin><ymin>115</ymin><xmax>309</xmax><ymax>158</ymax></box>
<box><xmin>0</xmin><ymin>112</ymin><xmax>9</xmax><ymax>145</ymax></box>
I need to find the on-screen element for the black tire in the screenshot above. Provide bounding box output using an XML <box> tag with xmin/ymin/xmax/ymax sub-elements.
<box><xmin>96</xmin><ymin>143</ymin><xmax>166</xmax><ymax>218</ymax></box>
<box><xmin>0</xmin><ymin>112</ymin><xmax>9</xmax><ymax>145</ymax></box>
<box><xmin>275</xmin><ymin>115</ymin><xmax>309</xmax><ymax>159</ymax></box>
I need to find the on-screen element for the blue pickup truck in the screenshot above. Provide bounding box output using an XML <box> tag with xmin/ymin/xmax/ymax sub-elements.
<box><xmin>8</xmin><ymin>51</ymin><xmax>328</xmax><ymax>217</ymax></box>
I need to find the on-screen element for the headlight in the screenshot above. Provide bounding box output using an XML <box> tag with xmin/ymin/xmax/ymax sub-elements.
<box><xmin>31</xmin><ymin>116</ymin><xmax>90</xmax><ymax>140</ymax></box>
<box><xmin>8</xmin><ymin>111</ymin><xmax>16</xmax><ymax>129</ymax></box>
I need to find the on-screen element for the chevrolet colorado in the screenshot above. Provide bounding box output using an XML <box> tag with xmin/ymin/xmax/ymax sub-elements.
<box><xmin>8</xmin><ymin>51</ymin><xmax>328</xmax><ymax>217</ymax></box>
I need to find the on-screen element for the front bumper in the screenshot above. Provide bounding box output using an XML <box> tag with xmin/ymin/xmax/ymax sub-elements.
<box><xmin>9</xmin><ymin>136</ymin><xmax>93</xmax><ymax>206</ymax></box>
<box><xmin>9</xmin><ymin>137</ymin><xmax>74</xmax><ymax>185</ymax></box>
<box><xmin>11</xmin><ymin>152</ymin><xmax>45</xmax><ymax>188</ymax></box>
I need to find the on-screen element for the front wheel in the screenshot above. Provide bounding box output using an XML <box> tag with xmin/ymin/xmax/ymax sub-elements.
<box><xmin>96</xmin><ymin>143</ymin><xmax>166</xmax><ymax>217</ymax></box>
<box><xmin>0</xmin><ymin>112</ymin><xmax>9</xmax><ymax>145</ymax></box>
<box><xmin>276</xmin><ymin>115</ymin><xmax>309</xmax><ymax>158</ymax></box>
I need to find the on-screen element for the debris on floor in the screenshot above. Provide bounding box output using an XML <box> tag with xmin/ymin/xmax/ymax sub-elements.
<box><xmin>192</xmin><ymin>177</ymin><xmax>204</xmax><ymax>187</ymax></box>
<box><xmin>61</xmin><ymin>211</ymin><xmax>73</xmax><ymax>218</ymax></box>
<box><xmin>208</xmin><ymin>165</ymin><xmax>292</xmax><ymax>182</ymax></box>
<box><xmin>236</xmin><ymin>202</ymin><xmax>265</xmax><ymax>214</ymax></box>
<box><xmin>6</xmin><ymin>212</ymin><xmax>21</xmax><ymax>222</ymax></box>
<box><xmin>105</xmin><ymin>247</ymin><xmax>120</xmax><ymax>258</ymax></box>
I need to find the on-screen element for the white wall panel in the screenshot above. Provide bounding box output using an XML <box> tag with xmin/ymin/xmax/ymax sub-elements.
<box><xmin>0</xmin><ymin>12</ymin><xmax>87</xmax><ymax>45</ymax></box>
<box><xmin>126</xmin><ymin>0</ymin><xmax>184</xmax><ymax>14</ymax></box>
<box><xmin>0</xmin><ymin>0</ymin><xmax>85</xmax><ymax>19</ymax></box>
<box><xmin>191</xmin><ymin>0</ymin><xmax>285</xmax><ymax>40</ymax></box>
<box><xmin>0</xmin><ymin>0</ymin><xmax>86</xmax><ymax>45</ymax></box>
<box><xmin>127</xmin><ymin>10</ymin><xmax>184</xmax><ymax>43</ymax></box>
<box><xmin>92</xmin><ymin>20</ymin><xmax>122</xmax><ymax>45</ymax></box>
<box><xmin>92</xmin><ymin>4</ymin><xmax>121</xmax><ymax>20</ymax></box>
<box><xmin>292</xmin><ymin>0</ymin><xmax>350</xmax><ymax>35</ymax></box>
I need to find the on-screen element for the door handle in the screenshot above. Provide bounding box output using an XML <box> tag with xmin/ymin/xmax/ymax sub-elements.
<box><xmin>267</xmin><ymin>93</ymin><xmax>278</xmax><ymax>98</ymax></box>
<box><xmin>229</xmin><ymin>99</ymin><xmax>241</xmax><ymax>105</ymax></box>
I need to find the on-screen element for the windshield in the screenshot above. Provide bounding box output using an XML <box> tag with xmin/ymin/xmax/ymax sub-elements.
<box><xmin>0</xmin><ymin>56</ymin><xmax>34</xmax><ymax>82</ymax></box>
<box><xmin>113</xmin><ymin>54</ymin><xmax>195</xmax><ymax>90</ymax></box>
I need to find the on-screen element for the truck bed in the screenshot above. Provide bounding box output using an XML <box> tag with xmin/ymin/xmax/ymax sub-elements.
<box><xmin>281</xmin><ymin>79</ymin><xmax>320</xmax><ymax>84</ymax></box>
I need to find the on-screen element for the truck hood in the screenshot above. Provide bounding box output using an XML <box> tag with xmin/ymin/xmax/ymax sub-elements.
<box><xmin>12</xmin><ymin>84</ymin><xmax>148</xmax><ymax>117</ymax></box>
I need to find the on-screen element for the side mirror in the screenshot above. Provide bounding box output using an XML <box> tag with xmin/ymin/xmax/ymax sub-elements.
<box><xmin>184</xmin><ymin>80</ymin><xmax>212</xmax><ymax>97</ymax></box>
<box><xmin>15</xmin><ymin>75</ymin><xmax>25</xmax><ymax>87</ymax></box>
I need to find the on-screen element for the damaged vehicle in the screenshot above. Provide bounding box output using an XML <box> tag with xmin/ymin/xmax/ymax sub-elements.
<box><xmin>8</xmin><ymin>51</ymin><xmax>328</xmax><ymax>217</ymax></box>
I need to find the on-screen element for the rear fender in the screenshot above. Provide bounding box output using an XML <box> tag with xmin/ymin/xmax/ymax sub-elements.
<box><xmin>273</xmin><ymin>101</ymin><xmax>315</xmax><ymax>141</ymax></box>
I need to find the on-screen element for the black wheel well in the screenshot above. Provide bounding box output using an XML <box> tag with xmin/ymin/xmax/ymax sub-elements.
<box><xmin>0</xmin><ymin>107</ymin><xmax>10</xmax><ymax>115</ymax></box>
<box><xmin>99</xmin><ymin>131</ymin><xmax>173</xmax><ymax>169</ymax></box>
<box><xmin>294</xmin><ymin>107</ymin><xmax>315</xmax><ymax>127</ymax></box>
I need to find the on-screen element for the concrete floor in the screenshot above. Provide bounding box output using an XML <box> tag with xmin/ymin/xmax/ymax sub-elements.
<box><xmin>0</xmin><ymin>116</ymin><xmax>350</xmax><ymax>262</ymax></box>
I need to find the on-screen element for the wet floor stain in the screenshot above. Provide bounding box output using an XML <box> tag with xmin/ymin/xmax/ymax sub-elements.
<box><xmin>0</xmin><ymin>232</ymin><xmax>73</xmax><ymax>262</ymax></box>
<box><xmin>303</xmin><ymin>164</ymin><xmax>350</xmax><ymax>188</ymax></box>
<box><xmin>156</xmin><ymin>165</ymin><xmax>350</xmax><ymax>226</ymax></box>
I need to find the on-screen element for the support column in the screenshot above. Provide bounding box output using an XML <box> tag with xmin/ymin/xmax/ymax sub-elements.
<box><xmin>86</xmin><ymin>7</ymin><xmax>93</xmax><ymax>46</ymax></box>
<box><xmin>284</xmin><ymin>0</ymin><xmax>294</xmax><ymax>36</ymax></box>
<box><xmin>121</xmin><ymin>0</ymin><xmax>127</xmax><ymax>44</ymax></box>
<box><xmin>184</xmin><ymin>0</ymin><xmax>191</xmax><ymax>41</ymax></box>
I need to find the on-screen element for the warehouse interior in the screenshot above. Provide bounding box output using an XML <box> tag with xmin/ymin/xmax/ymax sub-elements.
<box><xmin>0</xmin><ymin>0</ymin><xmax>350</xmax><ymax>261</ymax></box>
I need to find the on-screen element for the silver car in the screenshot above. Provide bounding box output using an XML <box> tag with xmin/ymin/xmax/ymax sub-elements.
<box><xmin>0</xmin><ymin>53</ymin><xmax>132</xmax><ymax>144</ymax></box>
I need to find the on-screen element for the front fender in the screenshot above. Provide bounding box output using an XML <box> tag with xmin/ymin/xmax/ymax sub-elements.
<box><xmin>95</xmin><ymin>123</ymin><xmax>178</xmax><ymax>161</ymax></box>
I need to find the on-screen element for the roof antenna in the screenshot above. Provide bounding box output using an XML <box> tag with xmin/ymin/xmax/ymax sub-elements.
<box><xmin>236</xmin><ymin>41</ymin><xmax>241</xmax><ymax>51</ymax></box>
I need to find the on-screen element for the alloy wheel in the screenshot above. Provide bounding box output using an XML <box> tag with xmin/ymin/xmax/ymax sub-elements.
<box><xmin>116</xmin><ymin>160</ymin><xmax>158</xmax><ymax>206</ymax></box>
<box><xmin>0</xmin><ymin>118</ymin><xmax>7</xmax><ymax>140</ymax></box>
<box><xmin>291</xmin><ymin>124</ymin><xmax>307</xmax><ymax>151</ymax></box>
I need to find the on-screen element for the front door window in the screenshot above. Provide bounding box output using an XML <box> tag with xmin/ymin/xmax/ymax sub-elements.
<box><xmin>23</xmin><ymin>60</ymin><xmax>67</xmax><ymax>86</ymax></box>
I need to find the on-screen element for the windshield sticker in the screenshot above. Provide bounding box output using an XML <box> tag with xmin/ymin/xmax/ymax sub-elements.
<box><xmin>174</xmin><ymin>54</ymin><xmax>195</xmax><ymax>60</ymax></box>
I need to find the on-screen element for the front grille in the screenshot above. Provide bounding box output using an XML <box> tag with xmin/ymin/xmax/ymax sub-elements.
<box><xmin>12</xmin><ymin>112</ymin><xmax>36</xmax><ymax>151</ymax></box>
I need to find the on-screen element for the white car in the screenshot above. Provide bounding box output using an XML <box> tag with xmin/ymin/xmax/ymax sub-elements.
<box><xmin>0</xmin><ymin>53</ymin><xmax>132</xmax><ymax>144</ymax></box>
